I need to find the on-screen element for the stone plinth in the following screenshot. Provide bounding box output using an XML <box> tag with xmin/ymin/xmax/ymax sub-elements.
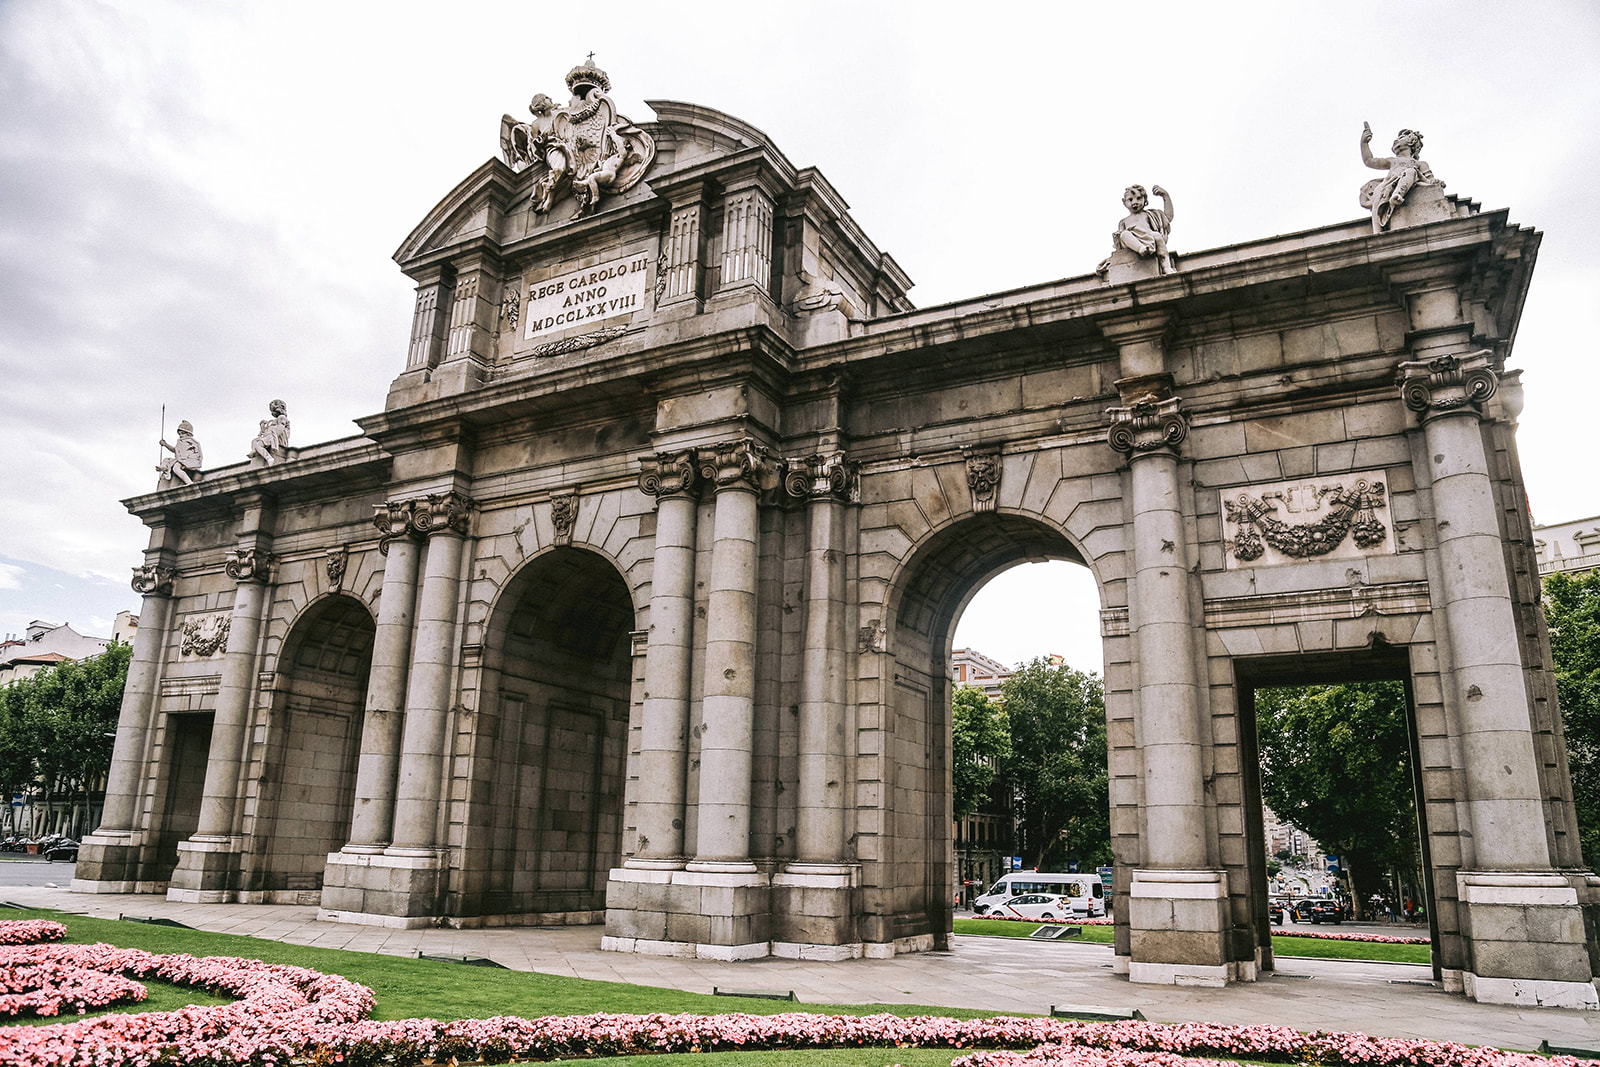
<box><xmin>1127</xmin><ymin>869</ymin><xmax>1236</xmax><ymax>986</ymax></box>
<box><xmin>1455</xmin><ymin>872</ymin><xmax>1599</xmax><ymax>1008</ymax></box>
<box><xmin>1100</xmin><ymin>248</ymin><xmax>1167</xmax><ymax>286</ymax></box>
<box><xmin>603</xmin><ymin>866</ymin><xmax>772</xmax><ymax>960</ymax></box>
<box><xmin>72</xmin><ymin>830</ymin><xmax>149</xmax><ymax>893</ymax></box>
<box><xmin>316</xmin><ymin>849</ymin><xmax>446</xmax><ymax>927</ymax></box>
<box><xmin>166</xmin><ymin>836</ymin><xmax>242</xmax><ymax>903</ymax></box>
<box><xmin>772</xmin><ymin>865</ymin><xmax>861</xmax><ymax>959</ymax></box>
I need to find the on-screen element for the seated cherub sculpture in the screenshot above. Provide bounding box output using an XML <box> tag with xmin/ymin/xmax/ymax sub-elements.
<box><xmin>1097</xmin><ymin>184</ymin><xmax>1177</xmax><ymax>276</ymax></box>
<box><xmin>157</xmin><ymin>420</ymin><xmax>203</xmax><ymax>486</ymax></box>
<box><xmin>248</xmin><ymin>399</ymin><xmax>291</xmax><ymax>465</ymax></box>
<box><xmin>1359</xmin><ymin>123</ymin><xmax>1444</xmax><ymax>232</ymax></box>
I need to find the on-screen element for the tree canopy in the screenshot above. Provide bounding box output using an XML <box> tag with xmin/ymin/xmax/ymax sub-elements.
<box><xmin>1253</xmin><ymin>681</ymin><xmax>1416</xmax><ymax>905</ymax></box>
<box><xmin>952</xmin><ymin>685</ymin><xmax>1010</xmax><ymax>820</ymax></box>
<box><xmin>0</xmin><ymin>641</ymin><xmax>129</xmax><ymax>837</ymax></box>
<box><xmin>998</xmin><ymin>658</ymin><xmax>1109</xmax><ymax>870</ymax></box>
<box><xmin>1544</xmin><ymin>569</ymin><xmax>1600</xmax><ymax>864</ymax></box>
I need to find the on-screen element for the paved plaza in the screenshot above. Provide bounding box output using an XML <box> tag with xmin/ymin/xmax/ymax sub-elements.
<box><xmin>6</xmin><ymin>878</ymin><xmax>1600</xmax><ymax>1054</ymax></box>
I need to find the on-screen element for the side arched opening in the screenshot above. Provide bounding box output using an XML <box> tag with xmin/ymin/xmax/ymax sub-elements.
<box><xmin>253</xmin><ymin>594</ymin><xmax>374</xmax><ymax>899</ymax></box>
<box><xmin>465</xmin><ymin>547</ymin><xmax>636</xmax><ymax>921</ymax></box>
<box><xmin>881</xmin><ymin>512</ymin><xmax>1099</xmax><ymax>947</ymax></box>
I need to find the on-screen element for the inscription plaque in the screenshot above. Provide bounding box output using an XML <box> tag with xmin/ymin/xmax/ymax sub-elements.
<box><xmin>524</xmin><ymin>251</ymin><xmax>650</xmax><ymax>342</ymax></box>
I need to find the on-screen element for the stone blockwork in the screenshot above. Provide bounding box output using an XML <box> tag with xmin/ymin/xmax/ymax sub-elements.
<box><xmin>75</xmin><ymin>72</ymin><xmax>1592</xmax><ymax>1004</ymax></box>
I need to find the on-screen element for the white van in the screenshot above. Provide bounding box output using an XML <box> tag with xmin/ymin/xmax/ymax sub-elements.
<box><xmin>974</xmin><ymin>872</ymin><xmax>1107</xmax><ymax>918</ymax></box>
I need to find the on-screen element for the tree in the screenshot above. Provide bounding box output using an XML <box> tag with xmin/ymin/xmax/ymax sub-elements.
<box><xmin>1254</xmin><ymin>682</ymin><xmax>1416</xmax><ymax>913</ymax></box>
<box><xmin>1544</xmin><ymin>569</ymin><xmax>1600</xmax><ymax>864</ymax></box>
<box><xmin>952</xmin><ymin>685</ymin><xmax>1009</xmax><ymax>820</ymax></box>
<box><xmin>0</xmin><ymin>642</ymin><xmax>129</xmax><ymax>837</ymax></box>
<box><xmin>999</xmin><ymin>658</ymin><xmax>1109</xmax><ymax>871</ymax></box>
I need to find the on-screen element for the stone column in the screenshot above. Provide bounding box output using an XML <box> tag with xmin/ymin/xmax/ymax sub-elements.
<box><xmin>387</xmin><ymin>492</ymin><xmax>472</xmax><ymax>855</ymax></box>
<box><xmin>628</xmin><ymin>452</ymin><xmax>701</xmax><ymax>867</ymax></box>
<box><xmin>688</xmin><ymin>441</ymin><xmax>770</xmax><ymax>871</ymax></box>
<box><xmin>788</xmin><ymin>453</ymin><xmax>857</xmax><ymax>867</ymax></box>
<box><xmin>1399</xmin><ymin>349</ymin><xmax>1597</xmax><ymax>1007</ymax></box>
<box><xmin>73</xmin><ymin>562</ymin><xmax>177</xmax><ymax>892</ymax></box>
<box><xmin>168</xmin><ymin>536</ymin><xmax>274</xmax><ymax>902</ymax></box>
<box><xmin>1109</xmin><ymin>398</ymin><xmax>1208</xmax><ymax>871</ymax></box>
<box><xmin>342</xmin><ymin>500</ymin><xmax>423</xmax><ymax>852</ymax></box>
<box><xmin>1099</xmin><ymin>310</ymin><xmax>1234</xmax><ymax>986</ymax></box>
<box><xmin>771</xmin><ymin>452</ymin><xmax>861</xmax><ymax>958</ymax></box>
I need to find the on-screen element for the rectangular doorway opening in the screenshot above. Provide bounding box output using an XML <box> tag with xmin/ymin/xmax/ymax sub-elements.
<box><xmin>1235</xmin><ymin>647</ymin><xmax>1440</xmax><ymax>981</ymax></box>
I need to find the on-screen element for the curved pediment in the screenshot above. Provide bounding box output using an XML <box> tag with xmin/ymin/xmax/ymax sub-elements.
<box><xmin>392</xmin><ymin>159</ymin><xmax>519</xmax><ymax>267</ymax></box>
<box><xmin>395</xmin><ymin>93</ymin><xmax>806</xmax><ymax>274</ymax></box>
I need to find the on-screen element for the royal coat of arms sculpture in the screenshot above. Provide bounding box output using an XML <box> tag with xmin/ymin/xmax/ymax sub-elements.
<box><xmin>499</xmin><ymin>57</ymin><xmax>656</xmax><ymax>220</ymax></box>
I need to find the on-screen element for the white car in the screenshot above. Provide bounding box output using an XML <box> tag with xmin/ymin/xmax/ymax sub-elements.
<box><xmin>990</xmin><ymin>893</ymin><xmax>1070</xmax><ymax>920</ymax></box>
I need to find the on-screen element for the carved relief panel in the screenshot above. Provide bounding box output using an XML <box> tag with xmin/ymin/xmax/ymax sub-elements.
<box><xmin>180</xmin><ymin>612</ymin><xmax>231</xmax><ymax>657</ymax></box>
<box><xmin>1219</xmin><ymin>472</ymin><xmax>1395</xmax><ymax>569</ymax></box>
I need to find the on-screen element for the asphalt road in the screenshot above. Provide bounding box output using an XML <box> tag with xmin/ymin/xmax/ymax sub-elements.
<box><xmin>0</xmin><ymin>855</ymin><xmax>77</xmax><ymax>888</ymax></box>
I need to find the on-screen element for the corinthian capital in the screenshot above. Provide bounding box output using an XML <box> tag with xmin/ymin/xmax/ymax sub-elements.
<box><xmin>638</xmin><ymin>451</ymin><xmax>701</xmax><ymax>500</ymax></box>
<box><xmin>412</xmin><ymin>492</ymin><xmax>474</xmax><ymax>537</ymax></box>
<box><xmin>1107</xmin><ymin>395</ymin><xmax>1188</xmax><ymax>455</ymax></box>
<box><xmin>224</xmin><ymin>546</ymin><xmax>274</xmax><ymax>584</ymax></box>
<box><xmin>783</xmin><ymin>452</ymin><xmax>859</xmax><ymax>502</ymax></box>
<box><xmin>1397</xmin><ymin>350</ymin><xmax>1497</xmax><ymax>419</ymax></box>
<box><xmin>131</xmin><ymin>563</ymin><xmax>178</xmax><ymax>597</ymax></box>
<box><xmin>373</xmin><ymin>498</ymin><xmax>421</xmax><ymax>555</ymax></box>
<box><xmin>698</xmin><ymin>440</ymin><xmax>777</xmax><ymax>493</ymax></box>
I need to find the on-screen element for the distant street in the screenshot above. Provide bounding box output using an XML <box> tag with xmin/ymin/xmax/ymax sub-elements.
<box><xmin>0</xmin><ymin>855</ymin><xmax>76</xmax><ymax>889</ymax></box>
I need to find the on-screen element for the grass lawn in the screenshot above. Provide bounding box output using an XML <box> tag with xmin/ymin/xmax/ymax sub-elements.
<box><xmin>4</xmin><ymin>978</ymin><xmax>233</xmax><ymax>1028</ymax></box>
<box><xmin>953</xmin><ymin>918</ymin><xmax>1429</xmax><ymax>966</ymax></box>
<box><xmin>3</xmin><ymin>908</ymin><xmax>1004</xmax><ymax>1024</ymax></box>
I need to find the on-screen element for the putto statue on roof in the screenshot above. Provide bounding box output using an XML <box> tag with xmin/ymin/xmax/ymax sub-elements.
<box><xmin>1096</xmin><ymin>184</ymin><xmax>1177</xmax><ymax>278</ymax></box>
<box><xmin>500</xmin><ymin>56</ymin><xmax>657</xmax><ymax>220</ymax></box>
<box><xmin>1359</xmin><ymin>123</ymin><xmax>1444</xmax><ymax>233</ymax></box>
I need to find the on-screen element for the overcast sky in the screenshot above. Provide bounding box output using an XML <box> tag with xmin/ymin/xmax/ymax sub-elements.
<box><xmin>1</xmin><ymin>0</ymin><xmax>1595</xmax><ymax>673</ymax></box>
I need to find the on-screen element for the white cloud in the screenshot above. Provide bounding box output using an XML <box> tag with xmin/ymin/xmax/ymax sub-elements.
<box><xmin>0</xmin><ymin>564</ymin><xmax>22</xmax><ymax>590</ymax></box>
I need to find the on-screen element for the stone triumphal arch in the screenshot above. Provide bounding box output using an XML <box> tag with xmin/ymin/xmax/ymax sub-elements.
<box><xmin>76</xmin><ymin>61</ymin><xmax>1598</xmax><ymax>1006</ymax></box>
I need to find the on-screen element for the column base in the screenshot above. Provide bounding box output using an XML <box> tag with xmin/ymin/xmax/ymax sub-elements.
<box><xmin>1457</xmin><ymin>871</ymin><xmax>1597</xmax><ymax>1007</ymax></box>
<box><xmin>1127</xmin><ymin>868</ymin><xmax>1238</xmax><ymax>986</ymax></box>
<box><xmin>316</xmin><ymin>848</ymin><xmax>445</xmax><ymax>924</ymax></box>
<box><xmin>166</xmin><ymin>836</ymin><xmax>242</xmax><ymax>903</ymax></box>
<box><xmin>604</xmin><ymin>865</ymin><xmax>772</xmax><ymax>955</ymax></box>
<box><xmin>773</xmin><ymin>862</ymin><xmax>859</xmax><ymax>951</ymax></box>
<box><xmin>72</xmin><ymin>830</ymin><xmax>151</xmax><ymax>892</ymax></box>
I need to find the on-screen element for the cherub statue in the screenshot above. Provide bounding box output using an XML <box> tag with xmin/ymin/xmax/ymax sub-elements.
<box><xmin>248</xmin><ymin>399</ymin><xmax>291</xmax><ymax>465</ymax></box>
<box><xmin>1097</xmin><ymin>184</ymin><xmax>1177</xmax><ymax>276</ymax></box>
<box><xmin>1359</xmin><ymin>123</ymin><xmax>1444</xmax><ymax>233</ymax></box>
<box><xmin>572</xmin><ymin>125</ymin><xmax>641</xmax><ymax>219</ymax></box>
<box><xmin>157</xmin><ymin>420</ymin><xmax>203</xmax><ymax>486</ymax></box>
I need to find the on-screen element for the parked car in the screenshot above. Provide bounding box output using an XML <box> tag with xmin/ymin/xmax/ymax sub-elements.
<box><xmin>44</xmin><ymin>837</ymin><xmax>79</xmax><ymax>863</ymax></box>
<box><xmin>1288</xmin><ymin>897</ymin><xmax>1344</xmax><ymax>924</ymax></box>
<box><xmin>1268</xmin><ymin>899</ymin><xmax>1285</xmax><ymax>924</ymax></box>
<box><xmin>990</xmin><ymin>893</ymin><xmax>1070</xmax><ymax>920</ymax></box>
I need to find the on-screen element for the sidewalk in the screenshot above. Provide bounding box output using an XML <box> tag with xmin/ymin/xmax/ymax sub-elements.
<box><xmin>5</xmin><ymin>882</ymin><xmax>1598</xmax><ymax>1053</ymax></box>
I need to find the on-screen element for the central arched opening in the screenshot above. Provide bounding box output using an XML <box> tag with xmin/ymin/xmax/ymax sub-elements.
<box><xmin>887</xmin><ymin>512</ymin><xmax>1105</xmax><ymax>945</ymax></box>
<box><xmin>469</xmin><ymin>547</ymin><xmax>635</xmax><ymax>921</ymax></box>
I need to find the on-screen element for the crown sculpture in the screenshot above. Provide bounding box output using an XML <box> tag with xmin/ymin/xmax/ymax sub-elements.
<box><xmin>499</xmin><ymin>56</ymin><xmax>657</xmax><ymax>220</ymax></box>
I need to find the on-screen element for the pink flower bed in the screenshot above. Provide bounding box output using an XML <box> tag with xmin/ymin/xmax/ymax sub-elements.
<box><xmin>0</xmin><ymin>920</ymin><xmax>1542</xmax><ymax>1067</ymax></box>
<box><xmin>970</xmin><ymin>915</ymin><xmax>1428</xmax><ymax>945</ymax></box>
<box><xmin>0</xmin><ymin>955</ymin><xmax>147</xmax><ymax>1017</ymax></box>
<box><xmin>0</xmin><ymin>919</ymin><xmax>66</xmax><ymax>945</ymax></box>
